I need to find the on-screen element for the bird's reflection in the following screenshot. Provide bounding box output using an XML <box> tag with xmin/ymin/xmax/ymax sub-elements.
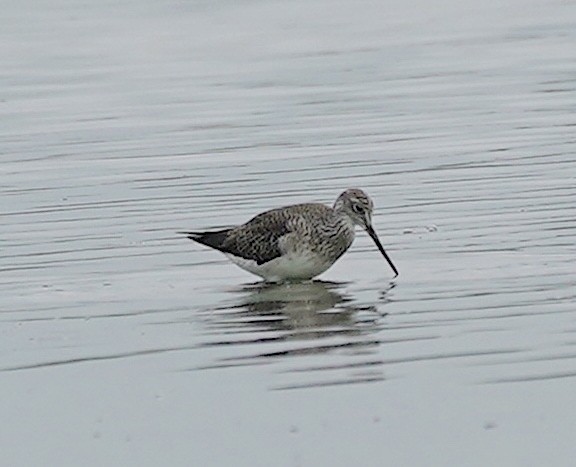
<box><xmin>195</xmin><ymin>280</ymin><xmax>396</xmax><ymax>390</ymax></box>
<box><xmin>216</xmin><ymin>281</ymin><xmax>355</xmax><ymax>338</ymax></box>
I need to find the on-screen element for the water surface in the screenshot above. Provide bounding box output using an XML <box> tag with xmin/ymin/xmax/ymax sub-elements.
<box><xmin>2</xmin><ymin>0</ymin><xmax>576</xmax><ymax>465</ymax></box>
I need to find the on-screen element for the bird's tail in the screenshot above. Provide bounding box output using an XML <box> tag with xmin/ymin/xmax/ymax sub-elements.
<box><xmin>178</xmin><ymin>231</ymin><xmax>204</xmax><ymax>240</ymax></box>
<box><xmin>178</xmin><ymin>229</ymin><xmax>231</xmax><ymax>249</ymax></box>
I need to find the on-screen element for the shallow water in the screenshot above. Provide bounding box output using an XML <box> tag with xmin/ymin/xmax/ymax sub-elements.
<box><xmin>2</xmin><ymin>0</ymin><xmax>576</xmax><ymax>465</ymax></box>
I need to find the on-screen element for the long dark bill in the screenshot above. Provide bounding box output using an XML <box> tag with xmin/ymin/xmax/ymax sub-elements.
<box><xmin>366</xmin><ymin>225</ymin><xmax>399</xmax><ymax>277</ymax></box>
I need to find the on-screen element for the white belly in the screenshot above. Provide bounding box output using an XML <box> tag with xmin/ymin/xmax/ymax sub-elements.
<box><xmin>225</xmin><ymin>252</ymin><xmax>335</xmax><ymax>282</ymax></box>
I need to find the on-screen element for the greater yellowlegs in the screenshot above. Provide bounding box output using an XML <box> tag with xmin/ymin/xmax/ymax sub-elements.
<box><xmin>181</xmin><ymin>188</ymin><xmax>398</xmax><ymax>282</ymax></box>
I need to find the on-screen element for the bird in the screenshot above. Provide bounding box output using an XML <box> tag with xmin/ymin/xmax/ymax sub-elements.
<box><xmin>181</xmin><ymin>188</ymin><xmax>398</xmax><ymax>282</ymax></box>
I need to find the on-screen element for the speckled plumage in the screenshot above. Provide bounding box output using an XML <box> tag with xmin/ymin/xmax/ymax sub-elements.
<box><xmin>182</xmin><ymin>188</ymin><xmax>398</xmax><ymax>282</ymax></box>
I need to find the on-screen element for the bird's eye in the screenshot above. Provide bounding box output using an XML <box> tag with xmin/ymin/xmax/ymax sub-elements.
<box><xmin>352</xmin><ymin>204</ymin><xmax>364</xmax><ymax>214</ymax></box>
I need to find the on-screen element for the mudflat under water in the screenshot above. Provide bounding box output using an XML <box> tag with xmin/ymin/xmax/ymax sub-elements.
<box><xmin>2</xmin><ymin>0</ymin><xmax>576</xmax><ymax>465</ymax></box>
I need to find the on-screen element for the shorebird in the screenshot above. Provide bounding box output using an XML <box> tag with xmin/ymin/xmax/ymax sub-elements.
<box><xmin>181</xmin><ymin>188</ymin><xmax>398</xmax><ymax>282</ymax></box>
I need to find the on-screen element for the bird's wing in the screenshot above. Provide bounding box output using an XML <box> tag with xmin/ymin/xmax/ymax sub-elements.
<box><xmin>220</xmin><ymin>210</ymin><xmax>292</xmax><ymax>264</ymax></box>
<box><xmin>184</xmin><ymin>203</ymin><xmax>332</xmax><ymax>265</ymax></box>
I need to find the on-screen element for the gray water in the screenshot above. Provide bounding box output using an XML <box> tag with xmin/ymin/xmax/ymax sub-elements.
<box><xmin>2</xmin><ymin>0</ymin><xmax>576</xmax><ymax>465</ymax></box>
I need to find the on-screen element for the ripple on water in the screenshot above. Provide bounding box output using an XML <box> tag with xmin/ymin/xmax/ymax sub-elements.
<box><xmin>2</xmin><ymin>1</ymin><xmax>576</xmax><ymax>464</ymax></box>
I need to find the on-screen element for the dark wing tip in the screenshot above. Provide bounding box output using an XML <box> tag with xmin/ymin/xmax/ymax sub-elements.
<box><xmin>177</xmin><ymin>231</ymin><xmax>202</xmax><ymax>240</ymax></box>
<box><xmin>179</xmin><ymin>229</ymin><xmax>231</xmax><ymax>251</ymax></box>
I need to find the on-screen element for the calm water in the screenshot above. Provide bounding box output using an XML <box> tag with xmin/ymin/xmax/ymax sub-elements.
<box><xmin>2</xmin><ymin>0</ymin><xmax>576</xmax><ymax>465</ymax></box>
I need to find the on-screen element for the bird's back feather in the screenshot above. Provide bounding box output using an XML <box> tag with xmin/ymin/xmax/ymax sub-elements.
<box><xmin>182</xmin><ymin>203</ymin><xmax>350</xmax><ymax>266</ymax></box>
